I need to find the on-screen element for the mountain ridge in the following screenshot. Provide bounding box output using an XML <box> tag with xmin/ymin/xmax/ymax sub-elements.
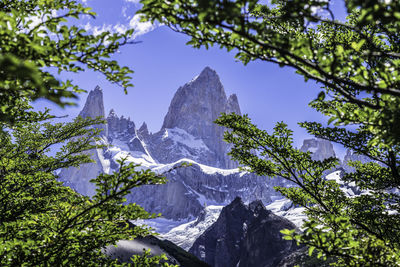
<box><xmin>59</xmin><ymin>67</ymin><xmax>285</xmax><ymax>220</ymax></box>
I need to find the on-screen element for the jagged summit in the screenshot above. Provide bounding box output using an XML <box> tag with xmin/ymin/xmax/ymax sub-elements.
<box><xmin>138</xmin><ymin>122</ymin><xmax>149</xmax><ymax>138</ymax></box>
<box><xmin>79</xmin><ymin>85</ymin><xmax>107</xmax><ymax>136</ymax></box>
<box><xmin>79</xmin><ymin>85</ymin><xmax>105</xmax><ymax>119</ymax></box>
<box><xmin>197</xmin><ymin>66</ymin><xmax>219</xmax><ymax>79</ymax></box>
<box><xmin>226</xmin><ymin>93</ymin><xmax>241</xmax><ymax>114</ymax></box>
<box><xmin>159</xmin><ymin>67</ymin><xmax>241</xmax><ymax>169</ymax></box>
<box><xmin>107</xmin><ymin>110</ymin><xmax>135</xmax><ymax>138</ymax></box>
<box><xmin>108</xmin><ymin>108</ymin><xmax>117</xmax><ymax>117</ymax></box>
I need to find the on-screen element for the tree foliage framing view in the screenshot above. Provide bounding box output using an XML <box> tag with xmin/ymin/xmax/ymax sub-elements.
<box><xmin>0</xmin><ymin>1</ymin><xmax>172</xmax><ymax>266</ymax></box>
<box><xmin>139</xmin><ymin>0</ymin><xmax>400</xmax><ymax>265</ymax></box>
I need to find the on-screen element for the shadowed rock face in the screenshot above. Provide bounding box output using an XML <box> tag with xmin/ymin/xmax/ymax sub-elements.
<box><xmin>342</xmin><ymin>149</ymin><xmax>380</xmax><ymax>173</ymax></box>
<box><xmin>127</xmin><ymin>163</ymin><xmax>280</xmax><ymax>220</ymax></box>
<box><xmin>107</xmin><ymin>109</ymin><xmax>135</xmax><ymax>139</ymax></box>
<box><xmin>138</xmin><ymin>122</ymin><xmax>149</xmax><ymax>139</ymax></box>
<box><xmin>79</xmin><ymin>85</ymin><xmax>108</xmax><ymax>137</ymax></box>
<box><xmin>189</xmin><ymin>197</ymin><xmax>298</xmax><ymax>267</ymax></box>
<box><xmin>160</xmin><ymin>67</ymin><xmax>241</xmax><ymax>169</ymax></box>
<box><xmin>58</xmin><ymin>85</ymin><xmax>109</xmax><ymax>197</ymax></box>
<box><xmin>300</xmin><ymin>138</ymin><xmax>336</xmax><ymax>161</ymax></box>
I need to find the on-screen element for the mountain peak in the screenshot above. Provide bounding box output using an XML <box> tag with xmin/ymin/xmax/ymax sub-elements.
<box><xmin>108</xmin><ymin>109</ymin><xmax>117</xmax><ymax>117</ymax></box>
<box><xmin>227</xmin><ymin>94</ymin><xmax>241</xmax><ymax>115</ymax></box>
<box><xmin>94</xmin><ymin>85</ymin><xmax>102</xmax><ymax>92</ymax></box>
<box><xmin>79</xmin><ymin>86</ymin><xmax>105</xmax><ymax>118</ymax></box>
<box><xmin>198</xmin><ymin>66</ymin><xmax>217</xmax><ymax>78</ymax></box>
<box><xmin>160</xmin><ymin>67</ymin><xmax>239</xmax><ymax>168</ymax></box>
<box><xmin>79</xmin><ymin>85</ymin><xmax>107</xmax><ymax>136</ymax></box>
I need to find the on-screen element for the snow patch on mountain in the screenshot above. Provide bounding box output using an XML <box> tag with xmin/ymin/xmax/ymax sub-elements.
<box><xmin>162</xmin><ymin>128</ymin><xmax>209</xmax><ymax>151</ymax></box>
<box><xmin>160</xmin><ymin>205</ymin><xmax>223</xmax><ymax>251</ymax></box>
<box><xmin>97</xmin><ymin>148</ymin><xmax>111</xmax><ymax>174</ymax></box>
<box><xmin>152</xmin><ymin>158</ymin><xmax>242</xmax><ymax>176</ymax></box>
<box><xmin>108</xmin><ymin>138</ymin><xmax>158</xmax><ymax>169</ymax></box>
<box><xmin>325</xmin><ymin>170</ymin><xmax>343</xmax><ymax>184</ymax></box>
<box><xmin>266</xmin><ymin>198</ymin><xmax>307</xmax><ymax>229</ymax></box>
<box><xmin>134</xmin><ymin>217</ymin><xmax>193</xmax><ymax>234</ymax></box>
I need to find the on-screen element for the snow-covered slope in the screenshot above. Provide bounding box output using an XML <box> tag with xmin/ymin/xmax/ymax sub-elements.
<box><xmin>266</xmin><ymin>198</ymin><xmax>307</xmax><ymax>229</ymax></box>
<box><xmin>158</xmin><ymin>205</ymin><xmax>223</xmax><ymax>251</ymax></box>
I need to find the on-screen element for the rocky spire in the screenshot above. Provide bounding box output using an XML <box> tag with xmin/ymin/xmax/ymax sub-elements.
<box><xmin>79</xmin><ymin>85</ymin><xmax>107</xmax><ymax>137</ymax></box>
<box><xmin>106</xmin><ymin>109</ymin><xmax>135</xmax><ymax>139</ymax></box>
<box><xmin>108</xmin><ymin>108</ymin><xmax>117</xmax><ymax>117</ymax></box>
<box><xmin>162</xmin><ymin>66</ymin><xmax>227</xmax><ymax>131</ymax></box>
<box><xmin>79</xmin><ymin>85</ymin><xmax>105</xmax><ymax>118</ymax></box>
<box><xmin>160</xmin><ymin>66</ymin><xmax>240</xmax><ymax>169</ymax></box>
<box><xmin>59</xmin><ymin>85</ymin><xmax>108</xmax><ymax>196</ymax></box>
<box><xmin>226</xmin><ymin>93</ymin><xmax>241</xmax><ymax>115</ymax></box>
<box><xmin>138</xmin><ymin>122</ymin><xmax>149</xmax><ymax>138</ymax></box>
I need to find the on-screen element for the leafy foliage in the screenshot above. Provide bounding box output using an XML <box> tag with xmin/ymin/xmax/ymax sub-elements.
<box><xmin>139</xmin><ymin>0</ymin><xmax>400</xmax><ymax>265</ymax></box>
<box><xmin>139</xmin><ymin>0</ymin><xmax>399</xmax><ymax>145</ymax></box>
<box><xmin>0</xmin><ymin>0</ymin><xmax>135</xmax><ymax>124</ymax></box>
<box><xmin>216</xmin><ymin>113</ymin><xmax>400</xmax><ymax>266</ymax></box>
<box><xmin>0</xmin><ymin>114</ymin><xmax>169</xmax><ymax>265</ymax></box>
<box><xmin>0</xmin><ymin>1</ymin><xmax>172</xmax><ymax>266</ymax></box>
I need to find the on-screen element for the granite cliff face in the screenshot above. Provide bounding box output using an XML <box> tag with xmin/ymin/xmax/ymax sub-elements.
<box><xmin>58</xmin><ymin>86</ymin><xmax>109</xmax><ymax>196</ymax></box>
<box><xmin>189</xmin><ymin>197</ymin><xmax>298</xmax><ymax>267</ymax></box>
<box><xmin>158</xmin><ymin>67</ymin><xmax>240</xmax><ymax>169</ymax></box>
<box><xmin>300</xmin><ymin>138</ymin><xmax>336</xmax><ymax>161</ymax></box>
<box><xmin>128</xmin><ymin>161</ymin><xmax>281</xmax><ymax>220</ymax></box>
<box><xmin>79</xmin><ymin>85</ymin><xmax>108</xmax><ymax>136</ymax></box>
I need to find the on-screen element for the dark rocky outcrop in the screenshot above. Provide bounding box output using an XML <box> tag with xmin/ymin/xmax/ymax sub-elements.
<box><xmin>104</xmin><ymin>223</ymin><xmax>210</xmax><ymax>267</ymax></box>
<box><xmin>189</xmin><ymin>197</ymin><xmax>298</xmax><ymax>267</ymax></box>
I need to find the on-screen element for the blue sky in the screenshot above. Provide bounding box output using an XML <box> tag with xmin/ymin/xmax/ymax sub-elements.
<box><xmin>34</xmin><ymin>0</ymin><xmax>347</xmax><ymax>158</ymax></box>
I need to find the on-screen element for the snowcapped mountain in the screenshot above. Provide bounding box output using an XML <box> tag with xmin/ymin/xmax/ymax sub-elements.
<box><xmin>57</xmin><ymin>67</ymin><xmax>383</xmax><ymax>266</ymax></box>
<box><xmin>59</xmin><ymin>67</ymin><xmax>285</xmax><ymax>221</ymax></box>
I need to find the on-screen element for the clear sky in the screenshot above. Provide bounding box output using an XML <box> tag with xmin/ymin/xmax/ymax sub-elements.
<box><xmin>34</xmin><ymin>0</ymin><xmax>347</xmax><ymax>159</ymax></box>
